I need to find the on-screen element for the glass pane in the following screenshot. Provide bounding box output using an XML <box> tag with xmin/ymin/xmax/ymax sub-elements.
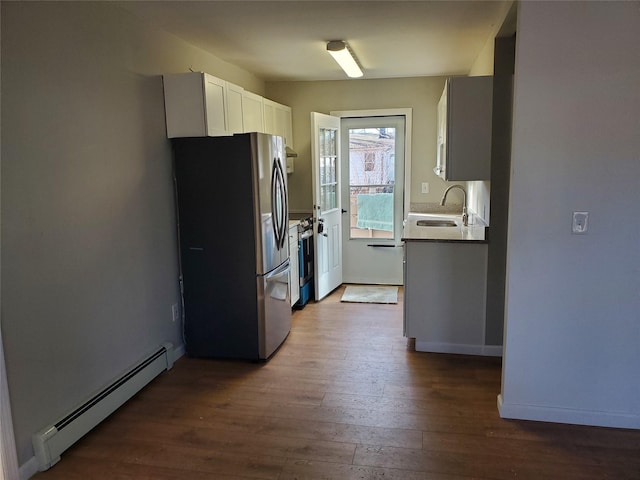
<box><xmin>318</xmin><ymin>126</ymin><xmax>338</xmax><ymax>213</ymax></box>
<box><xmin>329</xmin><ymin>184</ymin><xmax>336</xmax><ymax>210</ymax></box>
<box><xmin>321</xmin><ymin>184</ymin><xmax>337</xmax><ymax>211</ymax></box>
<box><xmin>319</xmin><ymin>128</ymin><xmax>326</xmax><ymax>157</ymax></box>
<box><xmin>330</xmin><ymin>129</ymin><xmax>336</xmax><ymax>156</ymax></box>
<box><xmin>328</xmin><ymin>156</ymin><xmax>336</xmax><ymax>184</ymax></box>
<box><xmin>348</xmin><ymin>127</ymin><xmax>396</xmax><ymax>239</ymax></box>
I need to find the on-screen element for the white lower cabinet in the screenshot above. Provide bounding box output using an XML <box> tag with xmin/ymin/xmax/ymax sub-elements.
<box><xmin>404</xmin><ymin>241</ymin><xmax>488</xmax><ymax>354</ymax></box>
<box><xmin>289</xmin><ymin>224</ymin><xmax>300</xmax><ymax>307</ymax></box>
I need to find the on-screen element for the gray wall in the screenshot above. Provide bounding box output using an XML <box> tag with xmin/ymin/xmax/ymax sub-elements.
<box><xmin>500</xmin><ymin>1</ymin><xmax>640</xmax><ymax>427</ymax></box>
<box><xmin>484</xmin><ymin>35</ymin><xmax>515</xmax><ymax>346</ymax></box>
<box><xmin>1</xmin><ymin>1</ymin><xmax>264</xmax><ymax>465</ymax></box>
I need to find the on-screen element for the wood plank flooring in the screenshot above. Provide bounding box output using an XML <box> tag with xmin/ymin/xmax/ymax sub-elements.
<box><xmin>34</xmin><ymin>285</ymin><xmax>640</xmax><ymax>479</ymax></box>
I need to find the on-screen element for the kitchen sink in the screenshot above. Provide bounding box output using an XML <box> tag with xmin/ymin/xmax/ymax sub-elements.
<box><xmin>416</xmin><ymin>219</ymin><xmax>458</xmax><ymax>227</ymax></box>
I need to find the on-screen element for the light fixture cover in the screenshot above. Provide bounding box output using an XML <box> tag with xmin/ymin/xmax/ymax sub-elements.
<box><xmin>327</xmin><ymin>41</ymin><xmax>363</xmax><ymax>78</ymax></box>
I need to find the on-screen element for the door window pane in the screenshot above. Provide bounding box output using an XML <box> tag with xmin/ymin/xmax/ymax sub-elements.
<box><xmin>348</xmin><ymin>127</ymin><xmax>396</xmax><ymax>239</ymax></box>
<box><xmin>319</xmin><ymin>127</ymin><xmax>338</xmax><ymax>212</ymax></box>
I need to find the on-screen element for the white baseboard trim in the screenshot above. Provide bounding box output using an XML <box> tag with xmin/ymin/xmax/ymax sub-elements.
<box><xmin>497</xmin><ymin>394</ymin><xmax>640</xmax><ymax>430</ymax></box>
<box><xmin>172</xmin><ymin>343</ymin><xmax>186</xmax><ymax>363</ymax></box>
<box><xmin>415</xmin><ymin>341</ymin><xmax>503</xmax><ymax>357</ymax></box>
<box><xmin>17</xmin><ymin>342</ymin><xmax>186</xmax><ymax>480</ymax></box>
<box><xmin>481</xmin><ymin>345</ymin><xmax>503</xmax><ymax>357</ymax></box>
<box><xmin>18</xmin><ymin>456</ymin><xmax>39</xmax><ymax>480</ymax></box>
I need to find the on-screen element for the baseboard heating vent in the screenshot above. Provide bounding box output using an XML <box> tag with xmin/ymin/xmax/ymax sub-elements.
<box><xmin>32</xmin><ymin>342</ymin><xmax>174</xmax><ymax>471</ymax></box>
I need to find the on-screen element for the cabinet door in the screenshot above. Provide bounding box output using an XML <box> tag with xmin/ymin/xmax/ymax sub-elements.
<box><xmin>264</xmin><ymin>99</ymin><xmax>293</xmax><ymax>146</ymax></box>
<box><xmin>275</xmin><ymin>104</ymin><xmax>293</xmax><ymax>147</ymax></box>
<box><xmin>262</xmin><ymin>98</ymin><xmax>277</xmax><ymax>135</ymax></box>
<box><xmin>283</xmin><ymin>107</ymin><xmax>293</xmax><ymax>148</ymax></box>
<box><xmin>163</xmin><ymin>72</ymin><xmax>207</xmax><ymax>138</ymax></box>
<box><xmin>404</xmin><ymin>242</ymin><xmax>487</xmax><ymax>349</ymax></box>
<box><xmin>225</xmin><ymin>82</ymin><xmax>244</xmax><ymax>134</ymax></box>
<box><xmin>436</xmin><ymin>76</ymin><xmax>493</xmax><ymax>181</ymax></box>
<box><xmin>446</xmin><ymin>76</ymin><xmax>492</xmax><ymax>180</ymax></box>
<box><xmin>203</xmin><ymin>73</ymin><xmax>228</xmax><ymax>136</ymax></box>
<box><xmin>242</xmin><ymin>90</ymin><xmax>264</xmax><ymax>133</ymax></box>
<box><xmin>163</xmin><ymin>72</ymin><xmax>231</xmax><ymax>138</ymax></box>
<box><xmin>435</xmin><ymin>85</ymin><xmax>447</xmax><ymax>179</ymax></box>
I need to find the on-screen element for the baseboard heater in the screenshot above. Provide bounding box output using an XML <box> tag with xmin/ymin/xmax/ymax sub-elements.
<box><xmin>32</xmin><ymin>342</ymin><xmax>174</xmax><ymax>471</ymax></box>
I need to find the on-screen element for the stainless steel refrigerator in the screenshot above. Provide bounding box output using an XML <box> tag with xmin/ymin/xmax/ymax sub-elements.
<box><xmin>172</xmin><ymin>133</ymin><xmax>291</xmax><ymax>360</ymax></box>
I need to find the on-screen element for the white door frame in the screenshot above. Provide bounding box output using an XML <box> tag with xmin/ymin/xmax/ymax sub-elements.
<box><xmin>1</xmin><ymin>327</ymin><xmax>19</xmax><ymax>480</ymax></box>
<box><xmin>1</xmin><ymin>149</ymin><xmax>19</xmax><ymax>479</ymax></box>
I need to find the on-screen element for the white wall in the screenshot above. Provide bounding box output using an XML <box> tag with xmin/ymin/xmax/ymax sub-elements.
<box><xmin>1</xmin><ymin>1</ymin><xmax>265</xmax><ymax>468</ymax></box>
<box><xmin>499</xmin><ymin>1</ymin><xmax>640</xmax><ymax>428</ymax></box>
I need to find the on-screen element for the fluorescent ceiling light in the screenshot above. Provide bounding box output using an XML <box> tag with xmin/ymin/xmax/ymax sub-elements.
<box><xmin>327</xmin><ymin>41</ymin><xmax>363</xmax><ymax>78</ymax></box>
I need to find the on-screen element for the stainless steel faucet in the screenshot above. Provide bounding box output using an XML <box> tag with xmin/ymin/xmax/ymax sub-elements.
<box><xmin>440</xmin><ymin>184</ymin><xmax>468</xmax><ymax>226</ymax></box>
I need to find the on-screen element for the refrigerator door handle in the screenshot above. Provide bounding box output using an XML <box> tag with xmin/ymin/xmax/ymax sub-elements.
<box><xmin>266</xmin><ymin>259</ymin><xmax>290</xmax><ymax>281</ymax></box>
<box><xmin>271</xmin><ymin>157</ymin><xmax>288</xmax><ymax>251</ymax></box>
<box><xmin>265</xmin><ymin>259</ymin><xmax>291</xmax><ymax>302</ymax></box>
<box><xmin>276</xmin><ymin>157</ymin><xmax>288</xmax><ymax>249</ymax></box>
<box><xmin>271</xmin><ymin>161</ymin><xmax>283</xmax><ymax>251</ymax></box>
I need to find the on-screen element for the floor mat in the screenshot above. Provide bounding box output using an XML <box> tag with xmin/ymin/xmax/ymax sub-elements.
<box><xmin>340</xmin><ymin>285</ymin><xmax>398</xmax><ymax>304</ymax></box>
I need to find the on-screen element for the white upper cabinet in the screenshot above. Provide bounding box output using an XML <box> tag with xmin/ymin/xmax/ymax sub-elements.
<box><xmin>435</xmin><ymin>76</ymin><xmax>493</xmax><ymax>181</ymax></box>
<box><xmin>262</xmin><ymin>98</ymin><xmax>277</xmax><ymax>135</ymax></box>
<box><xmin>278</xmin><ymin>103</ymin><xmax>293</xmax><ymax>149</ymax></box>
<box><xmin>162</xmin><ymin>71</ymin><xmax>293</xmax><ymax>146</ymax></box>
<box><xmin>242</xmin><ymin>90</ymin><xmax>265</xmax><ymax>134</ymax></box>
<box><xmin>263</xmin><ymin>98</ymin><xmax>293</xmax><ymax>148</ymax></box>
<box><xmin>203</xmin><ymin>74</ymin><xmax>228</xmax><ymax>136</ymax></box>
<box><xmin>163</xmin><ymin>72</ymin><xmax>230</xmax><ymax>138</ymax></box>
<box><xmin>225</xmin><ymin>82</ymin><xmax>245</xmax><ymax>134</ymax></box>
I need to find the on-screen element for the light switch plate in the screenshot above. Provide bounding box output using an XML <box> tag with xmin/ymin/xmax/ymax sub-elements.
<box><xmin>421</xmin><ymin>182</ymin><xmax>429</xmax><ymax>194</ymax></box>
<box><xmin>572</xmin><ymin>211</ymin><xmax>589</xmax><ymax>234</ymax></box>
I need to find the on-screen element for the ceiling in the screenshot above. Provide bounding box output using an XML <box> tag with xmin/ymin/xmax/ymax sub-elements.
<box><xmin>120</xmin><ymin>1</ymin><xmax>511</xmax><ymax>82</ymax></box>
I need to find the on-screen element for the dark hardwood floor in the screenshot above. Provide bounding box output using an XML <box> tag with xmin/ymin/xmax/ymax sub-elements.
<box><xmin>34</xmin><ymin>285</ymin><xmax>640</xmax><ymax>479</ymax></box>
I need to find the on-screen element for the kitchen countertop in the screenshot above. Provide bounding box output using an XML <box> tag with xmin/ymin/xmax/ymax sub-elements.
<box><xmin>402</xmin><ymin>212</ymin><xmax>488</xmax><ymax>243</ymax></box>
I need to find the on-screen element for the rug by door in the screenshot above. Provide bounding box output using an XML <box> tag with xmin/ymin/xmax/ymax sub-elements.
<box><xmin>340</xmin><ymin>285</ymin><xmax>398</xmax><ymax>304</ymax></box>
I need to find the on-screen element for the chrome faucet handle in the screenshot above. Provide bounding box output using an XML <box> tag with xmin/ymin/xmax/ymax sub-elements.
<box><xmin>461</xmin><ymin>204</ymin><xmax>469</xmax><ymax>226</ymax></box>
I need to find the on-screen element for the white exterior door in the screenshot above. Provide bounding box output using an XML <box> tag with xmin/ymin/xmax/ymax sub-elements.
<box><xmin>311</xmin><ymin>112</ymin><xmax>343</xmax><ymax>301</ymax></box>
<box><xmin>339</xmin><ymin>114</ymin><xmax>406</xmax><ymax>285</ymax></box>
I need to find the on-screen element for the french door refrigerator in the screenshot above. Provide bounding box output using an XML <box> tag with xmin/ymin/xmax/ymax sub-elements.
<box><xmin>173</xmin><ymin>133</ymin><xmax>291</xmax><ymax>360</ymax></box>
